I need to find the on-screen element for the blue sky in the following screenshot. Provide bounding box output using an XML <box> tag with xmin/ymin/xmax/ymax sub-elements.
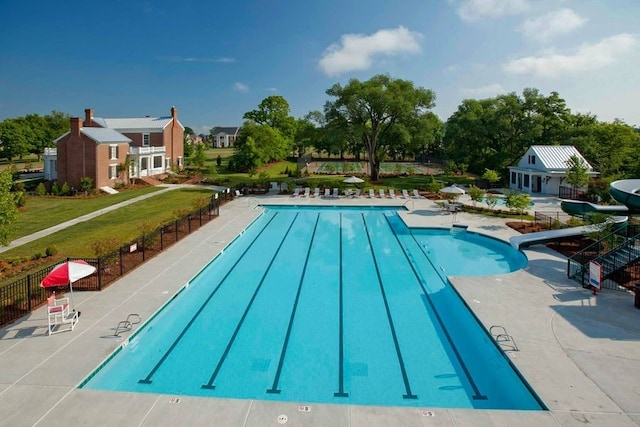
<box><xmin>1</xmin><ymin>0</ymin><xmax>639</xmax><ymax>134</ymax></box>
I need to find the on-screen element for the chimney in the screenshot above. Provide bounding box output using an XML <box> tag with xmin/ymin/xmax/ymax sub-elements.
<box><xmin>71</xmin><ymin>117</ymin><xmax>83</xmax><ymax>136</ymax></box>
<box><xmin>171</xmin><ymin>106</ymin><xmax>177</xmax><ymax>119</ymax></box>
<box><xmin>84</xmin><ymin>108</ymin><xmax>93</xmax><ymax>126</ymax></box>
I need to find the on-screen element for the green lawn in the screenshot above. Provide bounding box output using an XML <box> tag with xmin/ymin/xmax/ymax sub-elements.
<box><xmin>1</xmin><ymin>188</ymin><xmax>214</xmax><ymax>261</ymax></box>
<box><xmin>11</xmin><ymin>187</ymin><xmax>161</xmax><ymax>239</ymax></box>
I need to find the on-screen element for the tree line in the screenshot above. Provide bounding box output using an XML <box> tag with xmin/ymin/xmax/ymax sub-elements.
<box><xmin>225</xmin><ymin>75</ymin><xmax>640</xmax><ymax>183</ymax></box>
<box><xmin>0</xmin><ymin>111</ymin><xmax>70</xmax><ymax>162</ymax></box>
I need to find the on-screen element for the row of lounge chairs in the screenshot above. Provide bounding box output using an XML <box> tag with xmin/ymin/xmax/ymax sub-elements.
<box><xmin>291</xmin><ymin>187</ymin><xmax>424</xmax><ymax>199</ymax></box>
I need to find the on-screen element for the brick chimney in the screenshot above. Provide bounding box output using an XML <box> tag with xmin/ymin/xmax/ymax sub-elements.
<box><xmin>71</xmin><ymin>117</ymin><xmax>83</xmax><ymax>136</ymax></box>
<box><xmin>171</xmin><ymin>106</ymin><xmax>177</xmax><ymax>119</ymax></box>
<box><xmin>84</xmin><ymin>108</ymin><xmax>93</xmax><ymax>126</ymax></box>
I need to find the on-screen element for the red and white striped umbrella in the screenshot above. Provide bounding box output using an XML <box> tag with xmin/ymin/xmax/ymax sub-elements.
<box><xmin>41</xmin><ymin>260</ymin><xmax>96</xmax><ymax>310</ymax></box>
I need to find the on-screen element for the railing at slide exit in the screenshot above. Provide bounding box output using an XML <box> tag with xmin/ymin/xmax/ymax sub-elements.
<box><xmin>567</xmin><ymin>227</ymin><xmax>640</xmax><ymax>291</ymax></box>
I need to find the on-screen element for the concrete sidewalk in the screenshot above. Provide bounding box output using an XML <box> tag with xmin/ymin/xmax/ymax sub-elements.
<box><xmin>1</xmin><ymin>194</ymin><xmax>639</xmax><ymax>426</ymax></box>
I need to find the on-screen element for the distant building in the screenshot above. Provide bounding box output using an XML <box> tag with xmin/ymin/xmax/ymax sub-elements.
<box><xmin>508</xmin><ymin>145</ymin><xmax>597</xmax><ymax>195</ymax></box>
<box><xmin>211</xmin><ymin>127</ymin><xmax>240</xmax><ymax>148</ymax></box>
<box><xmin>44</xmin><ymin>107</ymin><xmax>184</xmax><ymax>189</ymax></box>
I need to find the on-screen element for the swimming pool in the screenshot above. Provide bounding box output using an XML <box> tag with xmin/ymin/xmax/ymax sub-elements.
<box><xmin>82</xmin><ymin>206</ymin><xmax>542</xmax><ymax>410</ymax></box>
<box><xmin>481</xmin><ymin>195</ymin><xmax>535</xmax><ymax>207</ymax></box>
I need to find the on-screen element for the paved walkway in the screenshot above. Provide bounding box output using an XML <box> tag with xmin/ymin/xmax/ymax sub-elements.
<box><xmin>1</xmin><ymin>193</ymin><xmax>639</xmax><ymax>426</ymax></box>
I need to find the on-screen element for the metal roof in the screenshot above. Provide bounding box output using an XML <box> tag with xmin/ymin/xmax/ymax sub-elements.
<box><xmin>81</xmin><ymin>128</ymin><xmax>132</xmax><ymax>143</ymax></box>
<box><xmin>530</xmin><ymin>145</ymin><xmax>593</xmax><ymax>171</ymax></box>
<box><xmin>92</xmin><ymin>116</ymin><xmax>173</xmax><ymax>131</ymax></box>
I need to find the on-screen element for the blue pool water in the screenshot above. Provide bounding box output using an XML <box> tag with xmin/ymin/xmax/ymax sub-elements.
<box><xmin>82</xmin><ymin>206</ymin><xmax>542</xmax><ymax>410</ymax></box>
<box><xmin>481</xmin><ymin>195</ymin><xmax>535</xmax><ymax>207</ymax></box>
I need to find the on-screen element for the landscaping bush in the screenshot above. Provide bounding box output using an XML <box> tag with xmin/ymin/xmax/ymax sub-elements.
<box><xmin>35</xmin><ymin>182</ymin><xmax>46</xmax><ymax>196</ymax></box>
<box><xmin>45</xmin><ymin>245</ymin><xmax>58</xmax><ymax>257</ymax></box>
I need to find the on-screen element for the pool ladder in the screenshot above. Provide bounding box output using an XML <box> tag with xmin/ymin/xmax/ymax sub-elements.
<box><xmin>114</xmin><ymin>314</ymin><xmax>142</xmax><ymax>337</ymax></box>
<box><xmin>490</xmin><ymin>325</ymin><xmax>519</xmax><ymax>352</ymax></box>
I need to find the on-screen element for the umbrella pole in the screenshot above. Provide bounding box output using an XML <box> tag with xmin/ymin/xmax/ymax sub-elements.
<box><xmin>69</xmin><ymin>281</ymin><xmax>76</xmax><ymax>312</ymax></box>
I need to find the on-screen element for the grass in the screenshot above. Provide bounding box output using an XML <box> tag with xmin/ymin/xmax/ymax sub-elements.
<box><xmin>11</xmin><ymin>187</ymin><xmax>162</xmax><ymax>240</ymax></box>
<box><xmin>1</xmin><ymin>188</ymin><xmax>215</xmax><ymax>261</ymax></box>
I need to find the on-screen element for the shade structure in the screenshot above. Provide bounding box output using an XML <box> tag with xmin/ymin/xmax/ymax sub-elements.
<box><xmin>440</xmin><ymin>184</ymin><xmax>466</xmax><ymax>195</ymax></box>
<box><xmin>41</xmin><ymin>260</ymin><xmax>97</xmax><ymax>311</ymax></box>
<box><xmin>343</xmin><ymin>176</ymin><xmax>364</xmax><ymax>184</ymax></box>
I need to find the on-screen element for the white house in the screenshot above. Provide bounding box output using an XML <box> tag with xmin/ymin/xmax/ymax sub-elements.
<box><xmin>508</xmin><ymin>145</ymin><xmax>597</xmax><ymax>195</ymax></box>
<box><xmin>211</xmin><ymin>127</ymin><xmax>239</xmax><ymax>148</ymax></box>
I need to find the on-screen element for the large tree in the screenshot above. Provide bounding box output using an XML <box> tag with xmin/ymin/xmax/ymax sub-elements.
<box><xmin>324</xmin><ymin>74</ymin><xmax>436</xmax><ymax>180</ymax></box>
<box><xmin>243</xmin><ymin>95</ymin><xmax>296</xmax><ymax>139</ymax></box>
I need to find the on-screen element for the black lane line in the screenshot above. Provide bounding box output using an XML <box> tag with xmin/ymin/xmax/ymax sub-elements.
<box><xmin>362</xmin><ymin>213</ymin><xmax>418</xmax><ymax>400</ymax></box>
<box><xmin>267</xmin><ymin>213</ymin><xmax>321</xmax><ymax>394</ymax></box>
<box><xmin>139</xmin><ymin>212</ymin><xmax>279</xmax><ymax>385</ymax></box>
<box><xmin>334</xmin><ymin>213</ymin><xmax>348</xmax><ymax>397</ymax></box>
<box><xmin>202</xmin><ymin>213</ymin><xmax>300</xmax><ymax>390</ymax></box>
<box><xmin>399</xmin><ymin>225</ymin><xmax>487</xmax><ymax>400</ymax></box>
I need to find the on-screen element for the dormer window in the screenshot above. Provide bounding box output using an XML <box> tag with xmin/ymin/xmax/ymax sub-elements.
<box><xmin>528</xmin><ymin>155</ymin><xmax>536</xmax><ymax>165</ymax></box>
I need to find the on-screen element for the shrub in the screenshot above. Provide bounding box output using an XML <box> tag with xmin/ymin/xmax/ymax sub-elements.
<box><xmin>60</xmin><ymin>182</ymin><xmax>71</xmax><ymax>196</ymax></box>
<box><xmin>91</xmin><ymin>237</ymin><xmax>121</xmax><ymax>265</ymax></box>
<box><xmin>31</xmin><ymin>252</ymin><xmax>42</xmax><ymax>260</ymax></box>
<box><xmin>35</xmin><ymin>182</ymin><xmax>46</xmax><ymax>196</ymax></box>
<box><xmin>51</xmin><ymin>182</ymin><xmax>60</xmax><ymax>196</ymax></box>
<box><xmin>45</xmin><ymin>245</ymin><xmax>58</xmax><ymax>257</ymax></box>
<box><xmin>14</xmin><ymin>191</ymin><xmax>26</xmax><ymax>208</ymax></box>
<box><xmin>80</xmin><ymin>177</ymin><xmax>93</xmax><ymax>193</ymax></box>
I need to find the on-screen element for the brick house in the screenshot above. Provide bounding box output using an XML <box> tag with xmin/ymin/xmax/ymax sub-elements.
<box><xmin>45</xmin><ymin>107</ymin><xmax>184</xmax><ymax>189</ymax></box>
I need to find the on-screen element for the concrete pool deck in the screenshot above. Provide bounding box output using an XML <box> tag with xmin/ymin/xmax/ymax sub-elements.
<box><xmin>1</xmin><ymin>193</ymin><xmax>639</xmax><ymax>426</ymax></box>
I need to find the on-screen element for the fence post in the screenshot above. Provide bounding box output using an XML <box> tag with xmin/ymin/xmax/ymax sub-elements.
<box><xmin>175</xmin><ymin>220</ymin><xmax>178</xmax><ymax>241</ymax></box>
<box><xmin>98</xmin><ymin>257</ymin><xmax>102</xmax><ymax>290</ymax></box>
<box><xmin>142</xmin><ymin>235</ymin><xmax>146</xmax><ymax>262</ymax></box>
<box><xmin>188</xmin><ymin>214</ymin><xmax>191</xmax><ymax>233</ymax></box>
<box><xmin>160</xmin><ymin>227</ymin><xmax>164</xmax><ymax>250</ymax></box>
<box><xmin>119</xmin><ymin>247</ymin><xmax>124</xmax><ymax>276</ymax></box>
<box><xmin>27</xmin><ymin>275</ymin><xmax>32</xmax><ymax>311</ymax></box>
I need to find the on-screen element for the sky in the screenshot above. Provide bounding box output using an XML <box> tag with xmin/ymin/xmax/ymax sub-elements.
<box><xmin>1</xmin><ymin>0</ymin><xmax>639</xmax><ymax>135</ymax></box>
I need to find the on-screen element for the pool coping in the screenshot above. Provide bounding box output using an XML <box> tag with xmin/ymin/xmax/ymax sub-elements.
<box><xmin>1</xmin><ymin>194</ymin><xmax>639</xmax><ymax>427</ymax></box>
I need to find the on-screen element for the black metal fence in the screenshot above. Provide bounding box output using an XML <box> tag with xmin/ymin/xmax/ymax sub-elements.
<box><xmin>533</xmin><ymin>211</ymin><xmax>572</xmax><ymax>229</ymax></box>
<box><xmin>0</xmin><ymin>193</ymin><xmax>225</xmax><ymax>327</ymax></box>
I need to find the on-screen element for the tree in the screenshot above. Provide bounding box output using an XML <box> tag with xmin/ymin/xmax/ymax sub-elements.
<box><xmin>243</xmin><ymin>95</ymin><xmax>296</xmax><ymax>139</ymax></box>
<box><xmin>190</xmin><ymin>142</ymin><xmax>207</xmax><ymax>174</ymax></box>
<box><xmin>468</xmin><ymin>186</ymin><xmax>485</xmax><ymax>207</ymax></box>
<box><xmin>324</xmin><ymin>74</ymin><xmax>436</xmax><ymax>181</ymax></box>
<box><xmin>0</xmin><ymin>168</ymin><xmax>18</xmax><ymax>246</ymax></box>
<box><xmin>565</xmin><ymin>155</ymin><xmax>589</xmax><ymax>192</ymax></box>
<box><xmin>231</xmin><ymin>122</ymin><xmax>291</xmax><ymax>171</ymax></box>
<box><xmin>482</xmin><ymin>169</ymin><xmax>500</xmax><ymax>188</ymax></box>
<box><xmin>504</xmin><ymin>190</ymin><xmax>531</xmax><ymax>220</ymax></box>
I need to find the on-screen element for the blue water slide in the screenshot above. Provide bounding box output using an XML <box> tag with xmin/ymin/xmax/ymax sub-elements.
<box><xmin>610</xmin><ymin>179</ymin><xmax>640</xmax><ymax>213</ymax></box>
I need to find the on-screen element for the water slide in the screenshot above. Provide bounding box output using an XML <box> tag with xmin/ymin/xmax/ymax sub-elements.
<box><xmin>511</xmin><ymin>179</ymin><xmax>640</xmax><ymax>250</ymax></box>
<box><xmin>560</xmin><ymin>179</ymin><xmax>640</xmax><ymax>216</ymax></box>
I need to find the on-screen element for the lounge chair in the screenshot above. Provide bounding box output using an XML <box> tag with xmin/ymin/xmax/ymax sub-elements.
<box><xmin>344</xmin><ymin>189</ymin><xmax>353</xmax><ymax>197</ymax></box>
<box><xmin>47</xmin><ymin>294</ymin><xmax>78</xmax><ymax>335</ymax></box>
<box><xmin>412</xmin><ymin>189</ymin><xmax>422</xmax><ymax>199</ymax></box>
<box><xmin>353</xmin><ymin>189</ymin><xmax>361</xmax><ymax>198</ymax></box>
<box><xmin>402</xmin><ymin>189</ymin><xmax>410</xmax><ymax>199</ymax></box>
<box><xmin>379</xmin><ymin>189</ymin><xmax>386</xmax><ymax>198</ymax></box>
<box><xmin>369</xmin><ymin>189</ymin><xmax>376</xmax><ymax>198</ymax></box>
<box><xmin>389</xmin><ymin>189</ymin><xmax>396</xmax><ymax>198</ymax></box>
<box><xmin>332</xmin><ymin>188</ymin><xmax>339</xmax><ymax>198</ymax></box>
<box><xmin>303</xmin><ymin>187</ymin><xmax>310</xmax><ymax>197</ymax></box>
<box><xmin>292</xmin><ymin>187</ymin><xmax>301</xmax><ymax>197</ymax></box>
<box><xmin>441</xmin><ymin>200</ymin><xmax>450</xmax><ymax>212</ymax></box>
<box><xmin>313</xmin><ymin>188</ymin><xmax>320</xmax><ymax>197</ymax></box>
<box><xmin>324</xmin><ymin>188</ymin><xmax>331</xmax><ymax>198</ymax></box>
<box><xmin>234</xmin><ymin>189</ymin><xmax>242</xmax><ymax>197</ymax></box>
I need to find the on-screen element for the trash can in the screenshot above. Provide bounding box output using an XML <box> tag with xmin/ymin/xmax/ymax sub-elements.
<box><xmin>635</xmin><ymin>284</ymin><xmax>640</xmax><ymax>309</ymax></box>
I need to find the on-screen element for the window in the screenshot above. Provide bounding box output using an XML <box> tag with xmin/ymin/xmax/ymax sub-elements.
<box><xmin>109</xmin><ymin>145</ymin><xmax>118</xmax><ymax>160</ymax></box>
<box><xmin>141</xmin><ymin>157</ymin><xmax>148</xmax><ymax>170</ymax></box>
<box><xmin>109</xmin><ymin>164</ymin><xmax>117</xmax><ymax>180</ymax></box>
<box><xmin>531</xmin><ymin>155</ymin><xmax>536</xmax><ymax>165</ymax></box>
<box><xmin>511</xmin><ymin>171</ymin><xmax>516</xmax><ymax>184</ymax></box>
<box><xmin>143</xmin><ymin>133</ymin><xmax>150</xmax><ymax>147</ymax></box>
<box><xmin>153</xmin><ymin>155</ymin><xmax>163</xmax><ymax>168</ymax></box>
<box><xmin>524</xmin><ymin>175</ymin><xmax>530</xmax><ymax>187</ymax></box>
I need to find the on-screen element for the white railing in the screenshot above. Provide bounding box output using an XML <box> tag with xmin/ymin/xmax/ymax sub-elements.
<box><xmin>129</xmin><ymin>146</ymin><xmax>165</xmax><ymax>155</ymax></box>
<box><xmin>44</xmin><ymin>147</ymin><xmax>57</xmax><ymax>156</ymax></box>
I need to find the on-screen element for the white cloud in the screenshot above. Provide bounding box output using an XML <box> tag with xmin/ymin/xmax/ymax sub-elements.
<box><xmin>456</xmin><ymin>0</ymin><xmax>530</xmax><ymax>22</ymax></box>
<box><xmin>318</xmin><ymin>26</ymin><xmax>421</xmax><ymax>76</ymax></box>
<box><xmin>266</xmin><ymin>87</ymin><xmax>278</xmax><ymax>92</ymax></box>
<box><xmin>157</xmin><ymin>56</ymin><xmax>236</xmax><ymax>63</ymax></box>
<box><xmin>461</xmin><ymin>83</ymin><xmax>505</xmax><ymax>97</ymax></box>
<box><xmin>503</xmin><ymin>33</ymin><xmax>638</xmax><ymax>77</ymax></box>
<box><xmin>233</xmin><ymin>82</ymin><xmax>249</xmax><ymax>93</ymax></box>
<box><xmin>519</xmin><ymin>8</ymin><xmax>587</xmax><ymax>42</ymax></box>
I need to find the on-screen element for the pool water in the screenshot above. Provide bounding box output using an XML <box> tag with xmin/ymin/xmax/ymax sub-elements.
<box><xmin>82</xmin><ymin>206</ymin><xmax>542</xmax><ymax>410</ymax></box>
